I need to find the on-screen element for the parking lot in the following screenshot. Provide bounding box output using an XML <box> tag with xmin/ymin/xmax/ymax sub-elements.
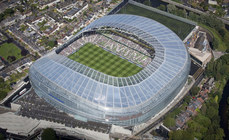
<box><xmin>15</xmin><ymin>89</ymin><xmax>111</xmax><ymax>133</ymax></box>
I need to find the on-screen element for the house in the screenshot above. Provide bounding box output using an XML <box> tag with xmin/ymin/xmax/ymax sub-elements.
<box><xmin>200</xmin><ymin>89</ymin><xmax>209</xmax><ymax>100</ymax></box>
<box><xmin>187</xmin><ymin>104</ymin><xmax>197</xmax><ymax>116</ymax></box>
<box><xmin>63</xmin><ymin>4</ymin><xmax>88</xmax><ymax>20</ymax></box>
<box><xmin>208</xmin><ymin>0</ymin><xmax>218</xmax><ymax>5</ymax></box>
<box><xmin>39</xmin><ymin>0</ymin><xmax>61</xmax><ymax>9</ymax></box>
<box><xmin>197</xmin><ymin>97</ymin><xmax>204</xmax><ymax>103</ymax></box>
<box><xmin>193</xmin><ymin>100</ymin><xmax>202</xmax><ymax>109</ymax></box>
<box><xmin>208</xmin><ymin>6</ymin><xmax>217</xmax><ymax>13</ymax></box>
<box><xmin>176</xmin><ymin>112</ymin><xmax>190</xmax><ymax>128</ymax></box>
<box><xmin>203</xmin><ymin>78</ymin><xmax>214</xmax><ymax>90</ymax></box>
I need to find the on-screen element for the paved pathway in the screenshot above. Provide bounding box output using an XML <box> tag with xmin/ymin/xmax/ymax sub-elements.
<box><xmin>212</xmin><ymin>50</ymin><xmax>226</xmax><ymax>60</ymax></box>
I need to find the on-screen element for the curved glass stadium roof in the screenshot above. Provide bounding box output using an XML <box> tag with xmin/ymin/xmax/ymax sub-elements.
<box><xmin>30</xmin><ymin>14</ymin><xmax>191</xmax><ymax>126</ymax></box>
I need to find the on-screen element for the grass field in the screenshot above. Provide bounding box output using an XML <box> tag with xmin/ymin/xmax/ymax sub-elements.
<box><xmin>0</xmin><ymin>43</ymin><xmax>22</xmax><ymax>62</ymax></box>
<box><xmin>117</xmin><ymin>4</ymin><xmax>195</xmax><ymax>40</ymax></box>
<box><xmin>68</xmin><ymin>43</ymin><xmax>142</xmax><ymax>77</ymax></box>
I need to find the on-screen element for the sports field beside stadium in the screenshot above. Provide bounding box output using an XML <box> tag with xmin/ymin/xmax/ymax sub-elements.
<box><xmin>0</xmin><ymin>42</ymin><xmax>22</xmax><ymax>62</ymax></box>
<box><xmin>68</xmin><ymin>43</ymin><xmax>142</xmax><ymax>77</ymax></box>
<box><xmin>118</xmin><ymin>4</ymin><xmax>195</xmax><ymax>40</ymax></box>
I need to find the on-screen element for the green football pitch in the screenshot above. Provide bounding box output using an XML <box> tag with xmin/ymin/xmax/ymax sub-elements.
<box><xmin>68</xmin><ymin>43</ymin><xmax>142</xmax><ymax>77</ymax></box>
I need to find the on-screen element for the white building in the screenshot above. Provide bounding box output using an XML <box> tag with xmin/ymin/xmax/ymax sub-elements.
<box><xmin>208</xmin><ymin>0</ymin><xmax>218</xmax><ymax>5</ymax></box>
<box><xmin>63</xmin><ymin>4</ymin><xmax>88</xmax><ymax>20</ymax></box>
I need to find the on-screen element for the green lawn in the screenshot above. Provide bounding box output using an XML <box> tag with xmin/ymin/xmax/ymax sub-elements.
<box><xmin>68</xmin><ymin>43</ymin><xmax>142</xmax><ymax>77</ymax></box>
<box><xmin>0</xmin><ymin>43</ymin><xmax>22</xmax><ymax>62</ymax></box>
<box><xmin>117</xmin><ymin>4</ymin><xmax>195</xmax><ymax>40</ymax></box>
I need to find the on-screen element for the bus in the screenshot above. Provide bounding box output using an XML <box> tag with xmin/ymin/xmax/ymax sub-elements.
<box><xmin>19</xmin><ymin>88</ymin><xmax>27</xmax><ymax>95</ymax></box>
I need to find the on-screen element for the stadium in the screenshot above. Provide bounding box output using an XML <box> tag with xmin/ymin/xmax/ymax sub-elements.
<box><xmin>29</xmin><ymin>14</ymin><xmax>191</xmax><ymax>126</ymax></box>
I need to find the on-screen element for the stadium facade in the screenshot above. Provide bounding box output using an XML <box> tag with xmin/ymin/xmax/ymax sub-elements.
<box><xmin>29</xmin><ymin>14</ymin><xmax>191</xmax><ymax>126</ymax></box>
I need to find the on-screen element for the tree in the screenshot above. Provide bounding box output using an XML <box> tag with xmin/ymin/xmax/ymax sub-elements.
<box><xmin>226</xmin><ymin>49</ymin><xmax>229</xmax><ymax>53</ymax></box>
<box><xmin>212</xmin><ymin>38</ymin><xmax>219</xmax><ymax>50</ymax></box>
<box><xmin>203</xmin><ymin>5</ymin><xmax>209</xmax><ymax>11</ymax></box>
<box><xmin>201</xmin><ymin>104</ymin><xmax>207</xmax><ymax>115</ymax></box>
<box><xmin>205</xmin><ymin>59</ymin><xmax>215</xmax><ymax>76</ymax></box>
<box><xmin>167</xmin><ymin>4</ymin><xmax>177</xmax><ymax>14</ymax></box>
<box><xmin>157</xmin><ymin>4</ymin><xmax>166</xmax><ymax>11</ymax></box>
<box><xmin>0</xmin><ymin>78</ymin><xmax>10</xmax><ymax>100</ymax></box>
<box><xmin>187</xmin><ymin>120</ymin><xmax>207</xmax><ymax>137</ymax></box>
<box><xmin>0</xmin><ymin>8</ymin><xmax>15</xmax><ymax>22</ymax></box>
<box><xmin>206</xmin><ymin>106</ymin><xmax>217</xmax><ymax>119</ymax></box>
<box><xmin>4</xmin><ymin>8</ymin><xmax>15</xmax><ymax>16</ymax></box>
<box><xmin>7</xmin><ymin>56</ymin><xmax>16</xmax><ymax>62</ymax></box>
<box><xmin>31</xmin><ymin>4</ymin><xmax>38</xmax><ymax>13</ymax></box>
<box><xmin>47</xmin><ymin>40</ymin><xmax>57</xmax><ymax>48</ymax></box>
<box><xmin>191</xmin><ymin>2</ymin><xmax>198</xmax><ymax>8</ymax></box>
<box><xmin>41</xmin><ymin>128</ymin><xmax>56</xmax><ymax>140</ymax></box>
<box><xmin>204</xmin><ymin>126</ymin><xmax>224</xmax><ymax>140</ymax></box>
<box><xmin>200</xmin><ymin>2</ymin><xmax>208</xmax><ymax>11</ymax></box>
<box><xmin>215</xmin><ymin>72</ymin><xmax>221</xmax><ymax>81</ymax></box>
<box><xmin>203</xmin><ymin>134</ymin><xmax>216</xmax><ymax>140</ymax></box>
<box><xmin>220</xmin><ymin>65</ymin><xmax>229</xmax><ymax>77</ymax></box>
<box><xmin>35</xmin><ymin>52</ymin><xmax>40</xmax><ymax>58</ymax></box>
<box><xmin>216</xmin><ymin>0</ymin><xmax>223</xmax><ymax>5</ymax></box>
<box><xmin>0</xmin><ymin>133</ymin><xmax>4</xmax><ymax>140</ymax></box>
<box><xmin>0</xmin><ymin>14</ymin><xmax>4</xmax><ymax>22</ymax></box>
<box><xmin>169</xmin><ymin>130</ymin><xmax>194</xmax><ymax>140</ymax></box>
<box><xmin>143</xmin><ymin>0</ymin><xmax>151</xmax><ymax>6</ymax></box>
<box><xmin>215</xmin><ymin>128</ymin><xmax>225</xmax><ymax>140</ymax></box>
<box><xmin>16</xmin><ymin>5</ymin><xmax>24</xmax><ymax>13</ymax></box>
<box><xmin>190</xmin><ymin>86</ymin><xmax>200</xmax><ymax>96</ymax></box>
<box><xmin>189</xmin><ymin>12</ymin><xmax>197</xmax><ymax>21</ymax></box>
<box><xmin>218</xmin><ymin>28</ymin><xmax>226</xmax><ymax>37</ymax></box>
<box><xmin>169</xmin><ymin>130</ymin><xmax>183</xmax><ymax>140</ymax></box>
<box><xmin>83</xmin><ymin>11</ymin><xmax>87</xmax><ymax>16</ymax></box>
<box><xmin>182</xmin><ymin>131</ymin><xmax>194</xmax><ymax>140</ymax></box>
<box><xmin>184</xmin><ymin>95</ymin><xmax>191</xmax><ymax>104</ymax></box>
<box><xmin>194</xmin><ymin>114</ymin><xmax>211</xmax><ymax>128</ymax></box>
<box><xmin>176</xmin><ymin>9</ymin><xmax>186</xmax><ymax>18</ymax></box>
<box><xmin>20</xmin><ymin>0</ymin><xmax>28</xmax><ymax>5</ymax></box>
<box><xmin>21</xmin><ymin>49</ymin><xmax>28</xmax><ymax>56</ymax></box>
<box><xmin>45</xmin><ymin>6</ymin><xmax>49</xmax><ymax>10</ymax></box>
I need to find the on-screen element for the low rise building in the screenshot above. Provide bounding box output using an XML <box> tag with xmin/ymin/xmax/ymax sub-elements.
<box><xmin>39</xmin><ymin>0</ymin><xmax>61</xmax><ymax>9</ymax></box>
<box><xmin>63</xmin><ymin>4</ymin><xmax>88</xmax><ymax>20</ymax></box>
<box><xmin>208</xmin><ymin>0</ymin><xmax>218</xmax><ymax>5</ymax></box>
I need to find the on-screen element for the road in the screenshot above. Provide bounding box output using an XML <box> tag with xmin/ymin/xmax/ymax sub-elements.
<box><xmin>2</xmin><ymin>76</ymin><xmax>31</xmax><ymax>107</ymax></box>
<box><xmin>161</xmin><ymin>0</ymin><xmax>229</xmax><ymax>26</ymax></box>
